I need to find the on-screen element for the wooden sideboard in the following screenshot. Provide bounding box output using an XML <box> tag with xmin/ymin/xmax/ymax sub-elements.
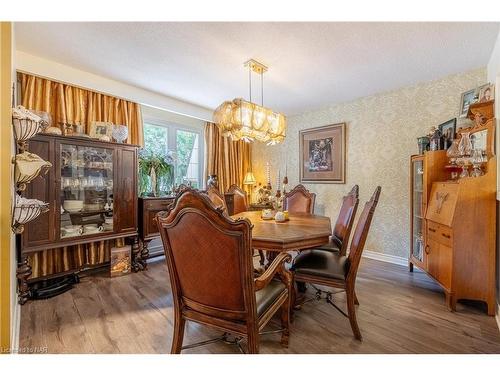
<box><xmin>138</xmin><ymin>191</ymin><xmax>238</xmax><ymax>258</ymax></box>
<box><xmin>138</xmin><ymin>196</ymin><xmax>174</xmax><ymax>259</ymax></box>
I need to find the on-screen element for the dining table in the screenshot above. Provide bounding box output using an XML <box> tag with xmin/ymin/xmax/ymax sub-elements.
<box><xmin>231</xmin><ymin>211</ymin><xmax>332</xmax><ymax>253</ymax></box>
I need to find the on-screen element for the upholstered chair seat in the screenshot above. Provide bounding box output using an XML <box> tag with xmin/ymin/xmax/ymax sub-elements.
<box><xmin>292</xmin><ymin>250</ymin><xmax>349</xmax><ymax>280</ymax></box>
<box><xmin>313</xmin><ymin>237</ymin><xmax>342</xmax><ymax>253</ymax></box>
<box><xmin>255</xmin><ymin>280</ymin><xmax>287</xmax><ymax>317</ymax></box>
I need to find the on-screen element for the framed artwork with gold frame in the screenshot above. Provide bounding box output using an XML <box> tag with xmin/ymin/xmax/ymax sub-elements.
<box><xmin>299</xmin><ymin>123</ymin><xmax>346</xmax><ymax>184</ymax></box>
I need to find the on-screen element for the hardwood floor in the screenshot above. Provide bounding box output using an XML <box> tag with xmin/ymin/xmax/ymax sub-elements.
<box><xmin>19</xmin><ymin>257</ymin><xmax>500</xmax><ymax>353</ymax></box>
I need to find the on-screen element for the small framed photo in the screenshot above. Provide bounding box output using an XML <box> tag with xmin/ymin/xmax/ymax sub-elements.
<box><xmin>478</xmin><ymin>83</ymin><xmax>495</xmax><ymax>103</ymax></box>
<box><xmin>110</xmin><ymin>245</ymin><xmax>132</xmax><ymax>277</ymax></box>
<box><xmin>299</xmin><ymin>123</ymin><xmax>346</xmax><ymax>184</ymax></box>
<box><xmin>89</xmin><ymin>121</ymin><xmax>113</xmax><ymax>139</ymax></box>
<box><xmin>459</xmin><ymin>89</ymin><xmax>477</xmax><ymax>118</ymax></box>
<box><xmin>438</xmin><ymin>118</ymin><xmax>456</xmax><ymax>149</ymax></box>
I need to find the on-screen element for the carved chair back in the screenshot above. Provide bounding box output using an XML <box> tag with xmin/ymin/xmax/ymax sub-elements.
<box><xmin>206</xmin><ymin>185</ymin><xmax>228</xmax><ymax>214</ymax></box>
<box><xmin>227</xmin><ymin>184</ymin><xmax>248</xmax><ymax>215</ymax></box>
<box><xmin>346</xmin><ymin>186</ymin><xmax>381</xmax><ymax>283</ymax></box>
<box><xmin>332</xmin><ymin>185</ymin><xmax>359</xmax><ymax>256</ymax></box>
<box><xmin>283</xmin><ymin>184</ymin><xmax>316</xmax><ymax>214</ymax></box>
<box><xmin>157</xmin><ymin>188</ymin><xmax>257</xmax><ymax>322</ymax></box>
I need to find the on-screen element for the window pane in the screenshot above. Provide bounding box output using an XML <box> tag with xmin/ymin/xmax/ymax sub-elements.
<box><xmin>143</xmin><ymin>123</ymin><xmax>168</xmax><ymax>156</ymax></box>
<box><xmin>176</xmin><ymin>130</ymin><xmax>200</xmax><ymax>189</ymax></box>
<box><xmin>140</xmin><ymin>123</ymin><xmax>173</xmax><ymax>196</ymax></box>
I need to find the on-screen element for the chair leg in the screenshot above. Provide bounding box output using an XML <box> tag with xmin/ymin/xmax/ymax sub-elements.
<box><xmin>171</xmin><ymin>316</ymin><xmax>186</xmax><ymax>354</ymax></box>
<box><xmin>354</xmin><ymin>290</ymin><xmax>359</xmax><ymax>305</ymax></box>
<box><xmin>280</xmin><ymin>297</ymin><xmax>290</xmax><ymax>348</ymax></box>
<box><xmin>247</xmin><ymin>329</ymin><xmax>259</xmax><ymax>354</ymax></box>
<box><xmin>296</xmin><ymin>281</ymin><xmax>307</xmax><ymax>293</ymax></box>
<box><xmin>258</xmin><ymin>250</ymin><xmax>266</xmax><ymax>266</ymax></box>
<box><xmin>346</xmin><ymin>286</ymin><xmax>362</xmax><ymax>341</ymax></box>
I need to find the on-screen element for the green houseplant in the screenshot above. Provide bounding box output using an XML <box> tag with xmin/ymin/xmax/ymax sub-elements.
<box><xmin>138</xmin><ymin>150</ymin><xmax>175</xmax><ymax>197</ymax></box>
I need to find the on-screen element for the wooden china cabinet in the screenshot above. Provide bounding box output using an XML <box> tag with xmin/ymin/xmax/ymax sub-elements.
<box><xmin>409</xmin><ymin>151</ymin><xmax>448</xmax><ymax>270</ymax></box>
<box><xmin>409</xmin><ymin>119</ymin><xmax>497</xmax><ymax>315</ymax></box>
<box><xmin>18</xmin><ymin>133</ymin><xmax>141</xmax><ymax>302</ymax></box>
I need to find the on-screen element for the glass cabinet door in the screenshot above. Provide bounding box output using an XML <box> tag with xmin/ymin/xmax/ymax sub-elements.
<box><xmin>411</xmin><ymin>159</ymin><xmax>424</xmax><ymax>262</ymax></box>
<box><xmin>59</xmin><ymin>144</ymin><xmax>114</xmax><ymax>239</ymax></box>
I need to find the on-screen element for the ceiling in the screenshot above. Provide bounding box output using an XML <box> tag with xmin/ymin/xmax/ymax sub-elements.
<box><xmin>15</xmin><ymin>22</ymin><xmax>500</xmax><ymax>116</ymax></box>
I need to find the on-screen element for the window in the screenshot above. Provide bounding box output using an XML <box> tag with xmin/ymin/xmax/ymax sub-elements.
<box><xmin>176</xmin><ymin>130</ymin><xmax>201</xmax><ymax>189</ymax></box>
<box><xmin>142</xmin><ymin>122</ymin><xmax>203</xmax><ymax>194</ymax></box>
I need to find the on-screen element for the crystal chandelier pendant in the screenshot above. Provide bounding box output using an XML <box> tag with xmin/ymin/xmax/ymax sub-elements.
<box><xmin>213</xmin><ymin>59</ymin><xmax>286</xmax><ymax>144</ymax></box>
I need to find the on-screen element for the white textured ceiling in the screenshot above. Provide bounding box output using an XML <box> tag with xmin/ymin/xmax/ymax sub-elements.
<box><xmin>15</xmin><ymin>22</ymin><xmax>500</xmax><ymax>116</ymax></box>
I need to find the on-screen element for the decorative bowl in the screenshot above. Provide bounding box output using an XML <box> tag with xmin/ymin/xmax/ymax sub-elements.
<box><xmin>63</xmin><ymin>200</ymin><xmax>84</xmax><ymax>212</ymax></box>
<box><xmin>112</xmin><ymin>124</ymin><xmax>128</xmax><ymax>143</ymax></box>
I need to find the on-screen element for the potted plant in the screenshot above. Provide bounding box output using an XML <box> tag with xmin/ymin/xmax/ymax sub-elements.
<box><xmin>138</xmin><ymin>150</ymin><xmax>175</xmax><ymax>197</ymax></box>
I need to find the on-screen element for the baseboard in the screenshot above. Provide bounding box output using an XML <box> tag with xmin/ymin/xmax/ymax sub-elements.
<box><xmin>362</xmin><ymin>250</ymin><xmax>408</xmax><ymax>267</ymax></box>
<box><xmin>10</xmin><ymin>299</ymin><xmax>20</xmax><ymax>354</ymax></box>
<box><xmin>496</xmin><ymin>301</ymin><xmax>500</xmax><ymax>333</ymax></box>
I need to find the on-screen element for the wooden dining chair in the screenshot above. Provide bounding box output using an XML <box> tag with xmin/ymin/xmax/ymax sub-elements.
<box><xmin>315</xmin><ymin>185</ymin><xmax>359</xmax><ymax>256</ymax></box>
<box><xmin>283</xmin><ymin>184</ymin><xmax>316</xmax><ymax>214</ymax></box>
<box><xmin>227</xmin><ymin>184</ymin><xmax>266</xmax><ymax>267</ymax></box>
<box><xmin>227</xmin><ymin>184</ymin><xmax>248</xmax><ymax>215</ymax></box>
<box><xmin>156</xmin><ymin>188</ymin><xmax>293</xmax><ymax>354</ymax></box>
<box><xmin>206</xmin><ymin>185</ymin><xmax>228</xmax><ymax>214</ymax></box>
<box><xmin>291</xmin><ymin>186</ymin><xmax>381</xmax><ymax>340</ymax></box>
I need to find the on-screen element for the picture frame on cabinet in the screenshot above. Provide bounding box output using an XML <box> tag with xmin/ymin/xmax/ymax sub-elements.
<box><xmin>438</xmin><ymin>118</ymin><xmax>456</xmax><ymax>149</ymax></box>
<box><xmin>89</xmin><ymin>121</ymin><xmax>113</xmax><ymax>140</ymax></box>
<box><xmin>477</xmin><ymin>83</ymin><xmax>495</xmax><ymax>103</ymax></box>
<box><xmin>470</xmin><ymin>120</ymin><xmax>495</xmax><ymax>158</ymax></box>
<box><xmin>459</xmin><ymin>88</ymin><xmax>477</xmax><ymax>118</ymax></box>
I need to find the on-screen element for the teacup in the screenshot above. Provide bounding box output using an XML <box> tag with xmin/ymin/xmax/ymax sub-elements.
<box><xmin>63</xmin><ymin>225</ymin><xmax>83</xmax><ymax>235</ymax></box>
<box><xmin>261</xmin><ymin>209</ymin><xmax>274</xmax><ymax>219</ymax></box>
<box><xmin>84</xmin><ymin>224</ymin><xmax>104</xmax><ymax>233</ymax></box>
<box><xmin>275</xmin><ymin>211</ymin><xmax>286</xmax><ymax>222</ymax></box>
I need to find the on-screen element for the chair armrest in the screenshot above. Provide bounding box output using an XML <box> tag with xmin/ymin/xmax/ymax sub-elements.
<box><xmin>254</xmin><ymin>253</ymin><xmax>292</xmax><ymax>291</ymax></box>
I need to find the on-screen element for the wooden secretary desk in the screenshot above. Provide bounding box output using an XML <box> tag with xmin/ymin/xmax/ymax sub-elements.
<box><xmin>409</xmin><ymin>120</ymin><xmax>496</xmax><ymax>315</ymax></box>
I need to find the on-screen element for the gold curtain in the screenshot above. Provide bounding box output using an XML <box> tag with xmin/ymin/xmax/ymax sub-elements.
<box><xmin>204</xmin><ymin>122</ymin><xmax>252</xmax><ymax>193</ymax></box>
<box><xmin>18</xmin><ymin>72</ymin><xmax>143</xmax><ymax>279</ymax></box>
<box><xmin>18</xmin><ymin>72</ymin><xmax>144</xmax><ymax>146</ymax></box>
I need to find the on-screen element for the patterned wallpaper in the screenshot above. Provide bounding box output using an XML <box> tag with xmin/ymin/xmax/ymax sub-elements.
<box><xmin>253</xmin><ymin>68</ymin><xmax>486</xmax><ymax>258</ymax></box>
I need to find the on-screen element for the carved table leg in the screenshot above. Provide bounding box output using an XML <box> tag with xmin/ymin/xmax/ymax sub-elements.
<box><xmin>131</xmin><ymin>236</ymin><xmax>147</xmax><ymax>272</ymax></box>
<box><xmin>16</xmin><ymin>255</ymin><xmax>32</xmax><ymax>305</ymax></box>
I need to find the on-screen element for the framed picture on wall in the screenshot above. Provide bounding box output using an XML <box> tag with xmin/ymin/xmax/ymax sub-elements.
<box><xmin>299</xmin><ymin>123</ymin><xmax>346</xmax><ymax>184</ymax></box>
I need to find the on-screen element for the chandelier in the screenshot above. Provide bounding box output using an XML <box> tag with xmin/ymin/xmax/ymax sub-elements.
<box><xmin>213</xmin><ymin>59</ymin><xmax>286</xmax><ymax>145</ymax></box>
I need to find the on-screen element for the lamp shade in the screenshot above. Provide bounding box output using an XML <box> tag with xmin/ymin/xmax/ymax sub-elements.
<box><xmin>213</xmin><ymin>98</ymin><xmax>286</xmax><ymax>144</ymax></box>
<box><xmin>243</xmin><ymin>171</ymin><xmax>257</xmax><ymax>185</ymax></box>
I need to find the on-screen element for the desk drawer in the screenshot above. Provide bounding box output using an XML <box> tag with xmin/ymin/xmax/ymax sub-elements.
<box><xmin>427</xmin><ymin>221</ymin><xmax>452</xmax><ymax>247</ymax></box>
<box><xmin>144</xmin><ymin>198</ymin><xmax>174</xmax><ymax>211</ymax></box>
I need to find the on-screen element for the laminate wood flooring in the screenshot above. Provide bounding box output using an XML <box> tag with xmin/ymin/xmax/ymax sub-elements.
<box><xmin>19</xmin><ymin>257</ymin><xmax>500</xmax><ymax>353</ymax></box>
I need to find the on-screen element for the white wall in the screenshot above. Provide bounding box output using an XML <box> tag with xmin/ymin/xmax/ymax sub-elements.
<box><xmin>15</xmin><ymin>51</ymin><xmax>213</xmax><ymax>122</ymax></box>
